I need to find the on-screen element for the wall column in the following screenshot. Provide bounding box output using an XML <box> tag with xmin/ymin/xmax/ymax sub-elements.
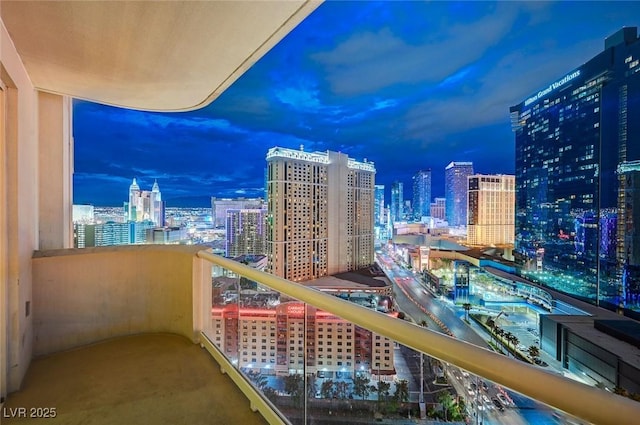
<box><xmin>38</xmin><ymin>92</ymin><xmax>73</xmax><ymax>250</ymax></box>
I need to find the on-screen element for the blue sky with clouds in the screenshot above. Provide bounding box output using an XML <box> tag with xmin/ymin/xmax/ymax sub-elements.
<box><xmin>73</xmin><ymin>1</ymin><xmax>640</xmax><ymax>206</ymax></box>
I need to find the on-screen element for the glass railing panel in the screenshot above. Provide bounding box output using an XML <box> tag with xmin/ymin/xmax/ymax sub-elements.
<box><xmin>200</xmin><ymin>251</ymin><xmax>640</xmax><ymax>425</ymax></box>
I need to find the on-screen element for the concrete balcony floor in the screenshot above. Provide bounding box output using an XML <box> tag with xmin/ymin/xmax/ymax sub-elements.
<box><xmin>3</xmin><ymin>333</ymin><xmax>267</xmax><ymax>425</ymax></box>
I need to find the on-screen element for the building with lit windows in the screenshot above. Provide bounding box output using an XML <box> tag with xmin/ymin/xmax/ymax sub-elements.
<box><xmin>412</xmin><ymin>170</ymin><xmax>431</xmax><ymax>220</ymax></box>
<box><xmin>266</xmin><ymin>147</ymin><xmax>375</xmax><ymax>281</ymax></box>
<box><xmin>430</xmin><ymin>197</ymin><xmax>446</xmax><ymax>221</ymax></box>
<box><xmin>467</xmin><ymin>174</ymin><xmax>515</xmax><ymax>246</ymax></box>
<box><xmin>211</xmin><ymin>197</ymin><xmax>265</xmax><ymax>228</ymax></box>
<box><xmin>125</xmin><ymin>178</ymin><xmax>165</xmax><ymax>226</ymax></box>
<box><xmin>374</xmin><ymin>184</ymin><xmax>385</xmax><ymax>226</ymax></box>
<box><xmin>211</xmin><ymin>302</ymin><xmax>395</xmax><ymax>378</ymax></box>
<box><xmin>390</xmin><ymin>181</ymin><xmax>404</xmax><ymax>223</ymax></box>
<box><xmin>73</xmin><ymin>220</ymin><xmax>159</xmax><ymax>248</ymax></box>
<box><xmin>445</xmin><ymin>162</ymin><xmax>474</xmax><ymax>227</ymax></box>
<box><xmin>225</xmin><ymin>208</ymin><xmax>268</xmax><ymax>257</ymax></box>
<box><xmin>511</xmin><ymin>27</ymin><xmax>640</xmax><ymax>312</ymax></box>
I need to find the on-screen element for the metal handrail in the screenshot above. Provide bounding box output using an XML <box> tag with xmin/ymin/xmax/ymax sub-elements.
<box><xmin>197</xmin><ymin>250</ymin><xmax>640</xmax><ymax>425</ymax></box>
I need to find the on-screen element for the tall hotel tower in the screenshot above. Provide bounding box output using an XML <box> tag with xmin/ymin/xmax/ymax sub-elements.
<box><xmin>511</xmin><ymin>27</ymin><xmax>640</xmax><ymax>311</ymax></box>
<box><xmin>374</xmin><ymin>184</ymin><xmax>385</xmax><ymax>226</ymax></box>
<box><xmin>390</xmin><ymin>181</ymin><xmax>404</xmax><ymax>223</ymax></box>
<box><xmin>413</xmin><ymin>169</ymin><xmax>432</xmax><ymax>220</ymax></box>
<box><xmin>266</xmin><ymin>147</ymin><xmax>375</xmax><ymax>282</ymax></box>
<box><xmin>225</xmin><ymin>208</ymin><xmax>268</xmax><ymax>257</ymax></box>
<box><xmin>467</xmin><ymin>175</ymin><xmax>515</xmax><ymax>246</ymax></box>
<box><xmin>445</xmin><ymin>162</ymin><xmax>474</xmax><ymax>227</ymax></box>
<box><xmin>126</xmin><ymin>178</ymin><xmax>164</xmax><ymax>226</ymax></box>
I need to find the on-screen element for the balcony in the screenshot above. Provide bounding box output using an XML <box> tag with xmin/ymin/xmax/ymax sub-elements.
<box><xmin>1</xmin><ymin>3</ymin><xmax>639</xmax><ymax>424</ymax></box>
<box><xmin>2</xmin><ymin>245</ymin><xmax>638</xmax><ymax>425</ymax></box>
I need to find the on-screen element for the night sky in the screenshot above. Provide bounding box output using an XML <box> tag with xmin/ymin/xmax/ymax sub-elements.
<box><xmin>73</xmin><ymin>1</ymin><xmax>640</xmax><ymax>207</ymax></box>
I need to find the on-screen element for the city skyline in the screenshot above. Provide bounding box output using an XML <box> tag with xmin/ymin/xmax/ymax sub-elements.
<box><xmin>73</xmin><ymin>1</ymin><xmax>640</xmax><ymax>206</ymax></box>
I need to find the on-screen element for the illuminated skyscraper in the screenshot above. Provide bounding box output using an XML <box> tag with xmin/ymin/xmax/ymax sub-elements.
<box><xmin>211</xmin><ymin>197</ymin><xmax>264</xmax><ymax>228</ymax></box>
<box><xmin>125</xmin><ymin>178</ymin><xmax>164</xmax><ymax>226</ymax></box>
<box><xmin>225</xmin><ymin>208</ymin><xmax>268</xmax><ymax>257</ymax></box>
<box><xmin>266</xmin><ymin>147</ymin><xmax>375</xmax><ymax>281</ymax></box>
<box><xmin>412</xmin><ymin>170</ymin><xmax>431</xmax><ymax>220</ymax></box>
<box><xmin>445</xmin><ymin>162</ymin><xmax>474</xmax><ymax>227</ymax></box>
<box><xmin>467</xmin><ymin>175</ymin><xmax>515</xmax><ymax>246</ymax></box>
<box><xmin>374</xmin><ymin>184</ymin><xmax>385</xmax><ymax>226</ymax></box>
<box><xmin>390</xmin><ymin>181</ymin><xmax>404</xmax><ymax>223</ymax></box>
<box><xmin>511</xmin><ymin>27</ymin><xmax>640</xmax><ymax>311</ymax></box>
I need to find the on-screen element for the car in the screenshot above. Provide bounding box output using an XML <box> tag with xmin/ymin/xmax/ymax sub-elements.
<box><xmin>491</xmin><ymin>398</ymin><xmax>504</xmax><ymax>411</ymax></box>
<box><xmin>481</xmin><ymin>381</ymin><xmax>489</xmax><ymax>391</ymax></box>
<box><xmin>467</xmin><ymin>387</ymin><xmax>475</xmax><ymax>396</ymax></box>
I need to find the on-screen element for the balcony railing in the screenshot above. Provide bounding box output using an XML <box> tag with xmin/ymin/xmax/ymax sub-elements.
<box><xmin>197</xmin><ymin>249</ymin><xmax>640</xmax><ymax>425</ymax></box>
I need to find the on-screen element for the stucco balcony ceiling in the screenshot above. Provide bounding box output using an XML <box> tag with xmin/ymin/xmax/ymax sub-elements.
<box><xmin>1</xmin><ymin>1</ymin><xmax>320</xmax><ymax>111</ymax></box>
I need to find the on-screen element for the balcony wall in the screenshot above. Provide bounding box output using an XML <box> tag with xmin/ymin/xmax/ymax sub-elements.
<box><xmin>31</xmin><ymin>245</ymin><xmax>211</xmax><ymax>356</ymax></box>
<box><xmin>1</xmin><ymin>17</ymin><xmax>41</xmax><ymax>396</ymax></box>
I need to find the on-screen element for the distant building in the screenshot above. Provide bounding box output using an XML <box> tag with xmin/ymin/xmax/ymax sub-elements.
<box><xmin>266</xmin><ymin>147</ymin><xmax>375</xmax><ymax>281</ymax></box>
<box><xmin>225</xmin><ymin>208</ymin><xmax>268</xmax><ymax>257</ymax></box>
<box><xmin>430</xmin><ymin>197</ymin><xmax>446</xmax><ymax>221</ymax></box>
<box><xmin>72</xmin><ymin>204</ymin><xmax>94</xmax><ymax>223</ymax></box>
<box><xmin>467</xmin><ymin>175</ymin><xmax>515</xmax><ymax>246</ymax></box>
<box><xmin>412</xmin><ymin>170</ymin><xmax>431</xmax><ymax>220</ymax></box>
<box><xmin>211</xmin><ymin>303</ymin><xmax>395</xmax><ymax>378</ymax></box>
<box><xmin>445</xmin><ymin>162</ymin><xmax>474</xmax><ymax>227</ymax></box>
<box><xmin>125</xmin><ymin>178</ymin><xmax>165</xmax><ymax>226</ymax></box>
<box><xmin>390</xmin><ymin>181</ymin><xmax>404</xmax><ymax>223</ymax></box>
<box><xmin>148</xmin><ymin>226</ymin><xmax>189</xmax><ymax>244</ymax></box>
<box><xmin>374</xmin><ymin>184</ymin><xmax>385</xmax><ymax>226</ymax></box>
<box><xmin>403</xmin><ymin>199</ymin><xmax>412</xmax><ymax>221</ymax></box>
<box><xmin>211</xmin><ymin>197</ymin><xmax>264</xmax><ymax>228</ymax></box>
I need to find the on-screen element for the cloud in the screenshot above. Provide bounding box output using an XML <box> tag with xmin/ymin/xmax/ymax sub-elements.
<box><xmin>312</xmin><ymin>3</ymin><xmax>520</xmax><ymax>96</ymax></box>
<box><xmin>402</xmin><ymin>35</ymin><xmax>605</xmax><ymax>143</ymax></box>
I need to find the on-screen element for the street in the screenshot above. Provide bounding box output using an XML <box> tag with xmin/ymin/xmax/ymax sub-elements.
<box><xmin>376</xmin><ymin>251</ymin><xmax>563</xmax><ymax>425</ymax></box>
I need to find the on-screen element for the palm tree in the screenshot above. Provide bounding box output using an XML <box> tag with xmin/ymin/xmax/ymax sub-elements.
<box><xmin>503</xmin><ymin>331</ymin><xmax>514</xmax><ymax>349</ymax></box>
<box><xmin>510</xmin><ymin>334</ymin><xmax>520</xmax><ymax>352</ymax></box>
<box><xmin>320</xmin><ymin>379</ymin><xmax>335</xmax><ymax>399</ymax></box>
<box><xmin>486</xmin><ymin>317</ymin><xmax>496</xmax><ymax>343</ymax></box>
<box><xmin>393</xmin><ymin>379</ymin><xmax>410</xmax><ymax>404</ymax></box>
<box><xmin>353</xmin><ymin>374</ymin><xmax>370</xmax><ymax>400</ymax></box>
<box><xmin>528</xmin><ymin>345</ymin><xmax>540</xmax><ymax>360</ymax></box>
<box><xmin>283</xmin><ymin>374</ymin><xmax>304</xmax><ymax>406</ymax></box>
<box><xmin>376</xmin><ymin>380</ymin><xmax>391</xmax><ymax>410</ymax></box>
<box><xmin>486</xmin><ymin>317</ymin><xmax>495</xmax><ymax>330</ymax></box>
<box><xmin>335</xmin><ymin>381</ymin><xmax>349</xmax><ymax>399</ymax></box>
